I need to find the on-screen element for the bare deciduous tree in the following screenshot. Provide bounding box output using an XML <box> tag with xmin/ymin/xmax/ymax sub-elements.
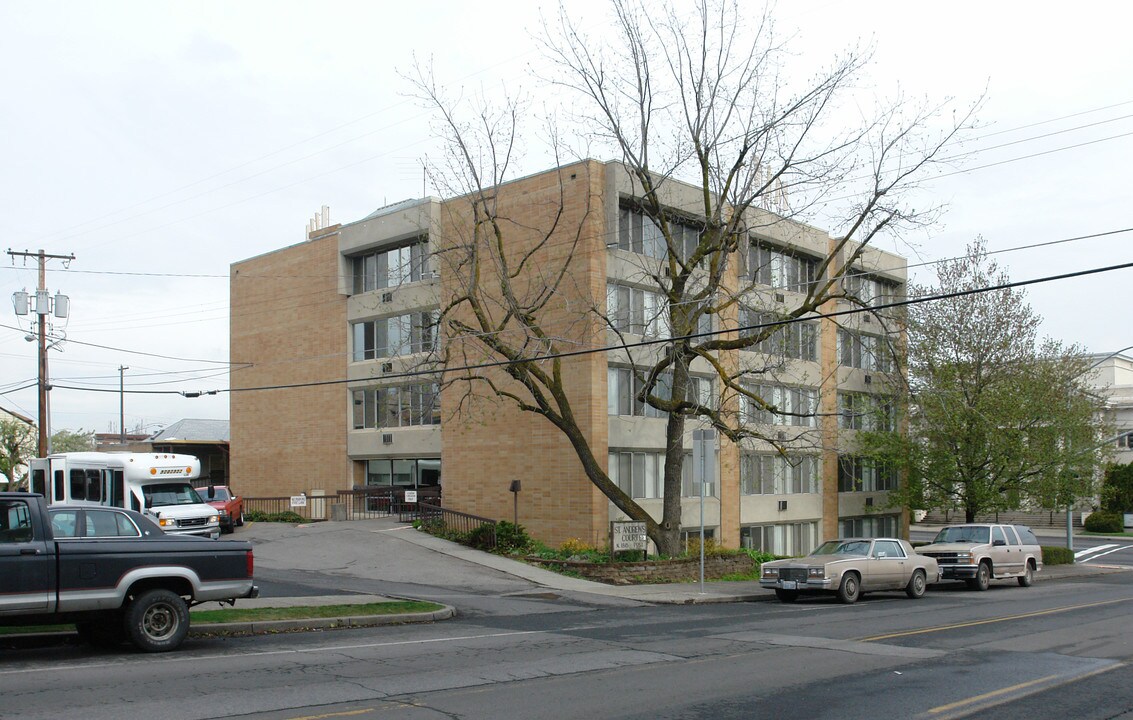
<box><xmin>409</xmin><ymin>0</ymin><xmax>978</xmax><ymax>555</ymax></box>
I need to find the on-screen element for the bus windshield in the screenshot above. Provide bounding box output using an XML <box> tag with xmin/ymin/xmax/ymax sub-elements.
<box><xmin>142</xmin><ymin>483</ymin><xmax>205</xmax><ymax>508</ymax></box>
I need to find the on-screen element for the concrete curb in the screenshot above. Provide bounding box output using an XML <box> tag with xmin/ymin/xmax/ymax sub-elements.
<box><xmin>189</xmin><ymin>605</ymin><xmax>456</xmax><ymax>637</ymax></box>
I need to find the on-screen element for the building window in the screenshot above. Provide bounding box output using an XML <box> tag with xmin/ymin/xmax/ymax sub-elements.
<box><xmin>352</xmin><ymin>312</ymin><xmax>438</xmax><ymax>362</ymax></box>
<box><xmin>617</xmin><ymin>205</ymin><xmax>703</xmax><ymax>263</ymax></box>
<box><xmin>842</xmin><ymin>272</ymin><xmax>902</xmax><ymax>308</ymax></box>
<box><xmin>840</xmin><ymin>514</ymin><xmax>899</xmax><ymax>538</ymax></box>
<box><xmin>351</xmin><ymin>239</ymin><xmax>428</xmax><ymax>294</ymax></box>
<box><xmin>838</xmin><ymin>392</ymin><xmax>896</xmax><ymax>432</ymax></box>
<box><xmin>739</xmin><ymin>308</ymin><xmax>818</xmax><ymax>362</ymax></box>
<box><xmin>608</xmin><ymin>451</ymin><xmax>717</xmax><ymax>500</ymax></box>
<box><xmin>607</xmin><ymin>368</ymin><xmax>713</xmax><ymax>417</ymax></box>
<box><xmin>739</xmin><ymin>383</ymin><xmax>817</xmax><ymax>427</ymax></box>
<box><xmin>740</xmin><ymin>453</ymin><xmax>819</xmax><ymax>494</ymax></box>
<box><xmin>837</xmin><ymin>329</ymin><xmax>894</xmax><ymax>372</ymax></box>
<box><xmin>352</xmin><ymin>383</ymin><xmax>441</xmax><ymax>429</ymax></box>
<box><xmin>837</xmin><ymin>456</ymin><xmax>898</xmax><ymax>492</ymax></box>
<box><xmin>740</xmin><ymin>521</ymin><xmax>818</xmax><ymax>556</ymax></box>
<box><xmin>750</xmin><ymin>242</ymin><xmax>816</xmax><ymax>294</ymax></box>
<box><xmin>365</xmin><ymin>458</ymin><xmax>441</xmax><ymax>488</ymax></box>
<box><xmin>1117</xmin><ymin>432</ymin><xmax>1133</xmax><ymax>449</ymax></box>
<box><xmin>606</xmin><ymin>282</ymin><xmax>713</xmax><ymax>340</ymax></box>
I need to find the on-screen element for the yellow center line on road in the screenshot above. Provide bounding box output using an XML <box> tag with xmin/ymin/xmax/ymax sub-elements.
<box><xmin>287</xmin><ymin>710</ymin><xmax>373</xmax><ymax>720</ymax></box>
<box><xmin>857</xmin><ymin>596</ymin><xmax>1133</xmax><ymax>642</ymax></box>
<box><xmin>924</xmin><ymin>673</ymin><xmax>1061</xmax><ymax>715</ymax></box>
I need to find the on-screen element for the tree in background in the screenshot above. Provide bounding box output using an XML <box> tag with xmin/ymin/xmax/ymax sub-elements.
<box><xmin>410</xmin><ymin>0</ymin><xmax>977</xmax><ymax>554</ymax></box>
<box><xmin>0</xmin><ymin>417</ymin><xmax>36</xmax><ymax>488</ymax></box>
<box><xmin>49</xmin><ymin>428</ymin><xmax>96</xmax><ymax>454</ymax></box>
<box><xmin>1101</xmin><ymin>463</ymin><xmax>1133</xmax><ymax>513</ymax></box>
<box><xmin>858</xmin><ymin>238</ymin><xmax>1109</xmax><ymax>522</ymax></box>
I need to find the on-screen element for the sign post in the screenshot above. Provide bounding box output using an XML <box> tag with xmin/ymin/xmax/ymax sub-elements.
<box><xmin>693</xmin><ymin>429</ymin><xmax>717</xmax><ymax>594</ymax></box>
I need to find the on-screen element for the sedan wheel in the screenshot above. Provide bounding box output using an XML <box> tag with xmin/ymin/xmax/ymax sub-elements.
<box><xmin>905</xmin><ymin>569</ymin><xmax>927</xmax><ymax>599</ymax></box>
<box><xmin>836</xmin><ymin>572</ymin><xmax>860</xmax><ymax>604</ymax></box>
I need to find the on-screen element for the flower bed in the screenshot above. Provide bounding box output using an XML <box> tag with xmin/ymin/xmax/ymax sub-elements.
<box><xmin>528</xmin><ymin>554</ymin><xmax>755</xmax><ymax>584</ymax></box>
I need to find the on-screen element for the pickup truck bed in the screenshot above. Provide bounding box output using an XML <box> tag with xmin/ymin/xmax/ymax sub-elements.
<box><xmin>0</xmin><ymin>492</ymin><xmax>258</xmax><ymax>652</ymax></box>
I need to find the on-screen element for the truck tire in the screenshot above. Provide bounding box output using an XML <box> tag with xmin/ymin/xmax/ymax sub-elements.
<box><xmin>966</xmin><ymin>561</ymin><xmax>991</xmax><ymax>591</ymax></box>
<box><xmin>236</xmin><ymin>510</ymin><xmax>244</xmax><ymax>527</ymax></box>
<box><xmin>125</xmin><ymin>589</ymin><xmax>190</xmax><ymax>653</ymax></box>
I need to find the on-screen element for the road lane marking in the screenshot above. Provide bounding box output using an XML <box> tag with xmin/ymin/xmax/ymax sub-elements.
<box><xmin>1075</xmin><ymin>543</ymin><xmax>1118</xmax><ymax>559</ymax></box>
<box><xmin>857</xmin><ymin>596</ymin><xmax>1133</xmax><ymax>642</ymax></box>
<box><xmin>0</xmin><ymin>629</ymin><xmax>552</xmax><ymax>676</ymax></box>
<box><xmin>919</xmin><ymin>663</ymin><xmax>1122</xmax><ymax>719</ymax></box>
<box><xmin>287</xmin><ymin>710</ymin><xmax>374</xmax><ymax>720</ymax></box>
<box><xmin>1077</xmin><ymin>545</ymin><xmax>1130</xmax><ymax>562</ymax></box>
<box><xmin>925</xmin><ymin>673</ymin><xmax>1061</xmax><ymax>714</ymax></box>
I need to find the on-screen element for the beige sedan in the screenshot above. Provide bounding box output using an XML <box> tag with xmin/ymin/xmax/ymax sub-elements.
<box><xmin>760</xmin><ymin>538</ymin><xmax>941</xmax><ymax>604</ymax></box>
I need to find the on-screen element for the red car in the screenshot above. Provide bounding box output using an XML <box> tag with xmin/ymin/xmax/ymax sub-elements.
<box><xmin>203</xmin><ymin>485</ymin><xmax>244</xmax><ymax>534</ymax></box>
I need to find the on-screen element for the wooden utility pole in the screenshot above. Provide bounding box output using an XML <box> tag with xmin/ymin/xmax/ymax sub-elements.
<box><xmin>7</xmin><ymin>249</ymin><xmax>75</xmax><ymax>457</ymax></box>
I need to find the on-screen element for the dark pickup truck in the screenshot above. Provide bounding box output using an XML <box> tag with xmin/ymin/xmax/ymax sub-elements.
<box><xmin>0</xmin><ymin>492</ymin><xmax>258</xmax><ymax>652</ymax></box>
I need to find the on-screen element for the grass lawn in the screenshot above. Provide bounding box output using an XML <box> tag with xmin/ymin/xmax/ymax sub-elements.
<box><xmin>0</xmin><ymin>601</ymin><xmax>444</xmax><ymax>636</ymax></box>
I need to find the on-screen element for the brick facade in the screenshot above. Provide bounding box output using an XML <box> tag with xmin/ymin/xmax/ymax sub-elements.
<box><xmin>229</xmin><ymin>230</ymin><xmax>349</xmax><ymax>499</ymax></box>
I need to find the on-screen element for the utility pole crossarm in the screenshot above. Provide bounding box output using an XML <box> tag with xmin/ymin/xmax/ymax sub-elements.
<box><xmin>7</xmin><ymin>249</ymin><xmax>76</xmax><ymax>457</ymax></box>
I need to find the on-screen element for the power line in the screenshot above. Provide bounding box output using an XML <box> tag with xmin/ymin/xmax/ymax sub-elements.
<box><xmin>44</xmin><ymin>255</ymin><xmax>1133</xmax><ymax>397</ymax></box>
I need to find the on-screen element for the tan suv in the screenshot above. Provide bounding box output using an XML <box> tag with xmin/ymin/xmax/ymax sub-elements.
<box><xmin>916</xmin><ymin>524</ymin><xmax>1043</xmax><ymax>590</ymax></box>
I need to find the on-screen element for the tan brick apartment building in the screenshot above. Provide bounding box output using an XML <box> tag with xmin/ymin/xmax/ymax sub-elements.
<box><xmin>230</xmin><ymin>159</ymin><xmax>907</xmax><ymax>553</ymax></box>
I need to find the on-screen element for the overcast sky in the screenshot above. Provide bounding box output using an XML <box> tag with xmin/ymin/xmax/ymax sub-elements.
<box><xmin>1</xmin><ymin>0</ymin><xmax>1131</xmax><ymax>437</ymax></box>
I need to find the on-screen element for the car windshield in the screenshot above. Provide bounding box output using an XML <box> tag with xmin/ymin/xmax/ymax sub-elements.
<box><xmin>811</xmin><ymin>540</ymin><xmax>872</xmax><ymax>556</ymax></box>
<box><xmin>933</xmin><ymin>526</ymin><xmax>991</xmax><ymax>544</ymax></box>
<box><xmin>142</xmin><ymin>482</ymin><xmax>204</xmax><ymax>508</ymax></box>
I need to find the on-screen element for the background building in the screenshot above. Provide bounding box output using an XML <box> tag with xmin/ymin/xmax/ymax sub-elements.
<box><xmin>230</xmin><ymin>160</ymin><xmax>907</xmax><ymax>552</ymax></box>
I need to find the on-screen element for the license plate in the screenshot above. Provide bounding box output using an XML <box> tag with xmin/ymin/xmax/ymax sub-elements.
<box><xmin>781</xmin><ymin>580</ymin><xmax>797</xmax><ymax>590</ymax></box>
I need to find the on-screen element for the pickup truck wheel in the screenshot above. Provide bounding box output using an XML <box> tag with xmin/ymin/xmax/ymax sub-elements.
<box><xmin>966</xmin><ymin>561</ymin><xmax>991</xmax><ymax>591</ymax></box>
<box><xmin>125</xmin><ymin>589</ymin><xmax>189</xmax><ymax>653</ymax></box>
<box><xmin>775</xmin><ymin>589</ymin><xmax>799</xmax><ymax>603</ymax></box>
<box><xmin>1018</xmin><ymin>562</ymin><xmax>1034</xmax><ymax>587</ymax></box>
<box><xmin>76</xmin><ymin>618</ymin><xmax>126</xmax><ymax>648</ymax></box>
<box><xmin>905</xmin><ymin>569</ymin><xmax>927</xmax><ymax>599</ymax></box>
<box><xmin>236</xmin><ymin>510</ymin><xmax>244</xmax><ymax>527</ymax></box>
<box><xmin>836</xmin><ymin>572</ymin><xmax>860</xmax><ymax>604</ymax></box>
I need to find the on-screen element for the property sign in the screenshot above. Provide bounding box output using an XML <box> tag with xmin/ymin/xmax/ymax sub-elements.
<box><xmin>289</xmin><ymin>494</ymin><xmax>307</xmax><ymax>508</ymax></box>
<box><xmin>404</xmin><ymin>490</ymin><xmax>418</xmax><ymax>503</ymax></box>
<box><xmin>612</xmin><ymin>521</ymin><xmax>648</xmax><ymax>552</ymax></box>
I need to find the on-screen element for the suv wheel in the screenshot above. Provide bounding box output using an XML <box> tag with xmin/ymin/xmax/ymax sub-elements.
<box><xmin>966</xmin><ymin>561</ymin><xmax>991</xmax><ymax>591</ymax></box>
<box><xmin>1018</xmin><ymin>562</ymin><xmax>1034</xmax><ymax>587</ymax></box>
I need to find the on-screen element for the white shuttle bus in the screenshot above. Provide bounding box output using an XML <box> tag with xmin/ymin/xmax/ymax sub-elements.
<box><xmin>28</xmin><ymin>452</ymin><xmax>221</xmax><ymax>539</ymax></box>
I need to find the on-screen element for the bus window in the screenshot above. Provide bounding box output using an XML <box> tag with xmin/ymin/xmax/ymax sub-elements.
<box><xmin>53</xmin><ymin>470</ymin><xmax>64</xmax><ymax>502</ymax></box>
<box><xmin>111</xmin><ymin>470</ymin><xmax>124</xmax><ymax>507</ymax></box>
<box><xmin>70</xmin><ymin>469</ymin><xmax>87</xmax><ymax>500</ymax></box>
<box><xmin>86</xmin><ymin>469</ymin><xmax>102</xmax><ymax>502</ymax></box>
<box><xmin>31</xmin><ymin>468</ymin><xmax>46</xmax><ymax>497</ymax></box>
